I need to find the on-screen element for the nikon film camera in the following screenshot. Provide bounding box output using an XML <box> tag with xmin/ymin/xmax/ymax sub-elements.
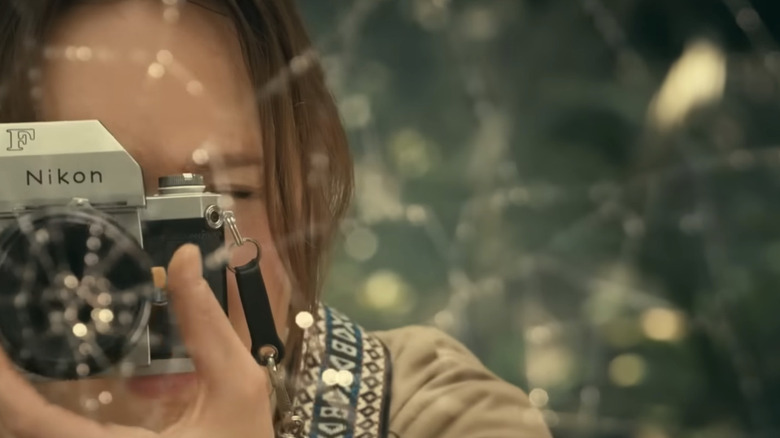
<box><xmin>0</xmin><ymin>120</ymin><xmax>230</xmax><ymax>380</ymax></box>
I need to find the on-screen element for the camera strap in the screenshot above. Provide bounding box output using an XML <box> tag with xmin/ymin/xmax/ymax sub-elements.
<box><xmin>234</xmin><ymin>258</ymin><xmax>302</xmax><ymax>437</ymax></box>
<box><xmin>233</xmin><ymin>255</ymin><xmax>286</xmax><ymax>362</ymax></box>
<box><xmin>224</xmin><ymin>211</ymin><xmax>303</xmax><ymax>437</ymax></box>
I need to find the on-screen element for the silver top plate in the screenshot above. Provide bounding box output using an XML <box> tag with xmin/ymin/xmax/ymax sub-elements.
<box><xmin>0</xmin><ymin>120</ymin><xmax>145</xmax><ymax>213</ymax></box>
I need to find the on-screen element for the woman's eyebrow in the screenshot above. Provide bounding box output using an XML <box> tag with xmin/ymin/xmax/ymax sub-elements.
<box><xmin>196</xmin><ymin>151</ymin><xmax>263</xmax><ymax>168</ymax></box>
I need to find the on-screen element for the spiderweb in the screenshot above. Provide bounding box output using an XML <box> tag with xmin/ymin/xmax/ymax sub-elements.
<box><xmin>309</xmin><ymin>0</ymin><xmax>780</xmax><ymax>437</ymax></box>
<box><xmin>0</xmin><ymin>0</ymin><xmax>779</xmax><ymax>436</ymax></box>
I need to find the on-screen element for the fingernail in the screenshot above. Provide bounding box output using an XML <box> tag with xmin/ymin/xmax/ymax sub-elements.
<box><xmin>171</xmin><ymin>244</ymin><xmax>203</xmax><ymax>280</ymax></box>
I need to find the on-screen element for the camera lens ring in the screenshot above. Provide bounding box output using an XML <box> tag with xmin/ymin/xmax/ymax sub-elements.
<box><xmin>0</xmin><ymin>208</ymin><xmax>153</xmax><ymax>379</ymax></box>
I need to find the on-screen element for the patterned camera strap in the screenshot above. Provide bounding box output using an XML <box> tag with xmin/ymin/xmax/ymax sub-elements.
<box><xmin>293</xmin><ymin>304</ymin><xmax>393</xmax><ymax>438</ymax></box>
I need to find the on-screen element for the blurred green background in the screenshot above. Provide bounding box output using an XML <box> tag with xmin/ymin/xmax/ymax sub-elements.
<box><xmin>300</xmin><ymin>1</ymin><xmax>780</xmax><ymax>437</ymax></box>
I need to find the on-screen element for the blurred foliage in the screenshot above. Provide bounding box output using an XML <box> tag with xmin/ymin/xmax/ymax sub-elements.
<box><xmin>300</xmin><ymin>0</ymin><xmax>780</xmax><ymax>437</ymax></box>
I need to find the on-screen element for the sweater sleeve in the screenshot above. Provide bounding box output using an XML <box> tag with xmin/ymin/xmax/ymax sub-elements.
<box><xmin>372</xmin><ymin>326</ymin><xmax>553</xmax><ymax>438</ymax></box>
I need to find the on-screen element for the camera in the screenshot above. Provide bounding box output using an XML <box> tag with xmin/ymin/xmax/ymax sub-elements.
<box><xmin>0</xmin><ymin>120</ymin><xmax>228</xmax><ymax>380</ymax></box>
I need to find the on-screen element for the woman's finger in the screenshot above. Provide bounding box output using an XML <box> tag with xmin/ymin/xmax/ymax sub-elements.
<box><xmin>165</xmin><ymin>244</ymin><xmax>255</xmax><ymax>390</ymax></box>
<box><xmin>0</xmin><ymin>350</ymin><xmax>106</xmax><ymax>438</ymax></box>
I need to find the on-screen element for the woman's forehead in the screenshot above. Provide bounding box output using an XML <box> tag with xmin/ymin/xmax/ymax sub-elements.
<box><xmin>39</xmin><ymin>0</ymin><xmax>262</xmax><ymax>186</ymax></box>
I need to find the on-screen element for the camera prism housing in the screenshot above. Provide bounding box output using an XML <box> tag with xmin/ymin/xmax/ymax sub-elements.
<box><xmin>0</xmin><ymin>120</ymin><xmax>228</xmax><ymax>380</ymax></box>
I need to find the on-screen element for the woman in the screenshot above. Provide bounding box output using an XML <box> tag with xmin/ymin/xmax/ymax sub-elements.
<box><xmin>0</xmin><ymin>1</ymin><xmax>551</xmax><ymax>437</ymax></box>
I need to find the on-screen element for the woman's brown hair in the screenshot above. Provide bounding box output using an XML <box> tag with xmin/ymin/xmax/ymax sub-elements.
<box><xmin>0</xmin><ymin>0</ymin><xmax>354</xmax><ymax>376</ymax></box>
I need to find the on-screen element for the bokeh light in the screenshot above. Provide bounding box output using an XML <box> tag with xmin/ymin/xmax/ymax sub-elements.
<box><xmin>609</xmin><ymin>354</ymin><xmax>647</xmax><ymax>387</ymax></box>
<box><xmin>0</xmin><ymin>0</ymin><xmax>776</xmax><ymax>436</ymax></box>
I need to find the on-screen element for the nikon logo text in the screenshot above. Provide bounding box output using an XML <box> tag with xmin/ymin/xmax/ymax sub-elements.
<box><xmin>26</xmin><ymin>168</ymin><xmax>104</xmax><ymax>186</ymax></box>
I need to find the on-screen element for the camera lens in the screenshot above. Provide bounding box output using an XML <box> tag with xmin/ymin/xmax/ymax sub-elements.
<box><xmin>0</xmin><ymin>209</ymin><xmax>153</xmax><ymax>379</ymax></box>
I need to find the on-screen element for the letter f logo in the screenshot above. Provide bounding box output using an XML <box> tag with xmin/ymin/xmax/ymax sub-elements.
<box><xmin>6</xmin><ymin>128</ymin><xmax>35</xmax><ymax>151</ymax></box>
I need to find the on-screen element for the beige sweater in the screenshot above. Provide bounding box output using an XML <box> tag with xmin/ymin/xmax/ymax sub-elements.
<box><xmin>373</xmin><ymin>326</ymin><xmax>553</xmax><ymax>438</ymax></box>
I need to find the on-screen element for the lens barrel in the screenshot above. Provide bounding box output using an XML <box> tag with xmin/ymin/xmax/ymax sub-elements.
<box><xmin>0</xmin><ymin>209</ymin><xmax>153</xmax><ymax>379</ymax></box>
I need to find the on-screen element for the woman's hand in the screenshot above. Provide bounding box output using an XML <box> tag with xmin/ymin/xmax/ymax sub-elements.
<box><xmin>0</xmin><ymin>244</ymin><xmax>275</xmax><ymax>438</ymax></box>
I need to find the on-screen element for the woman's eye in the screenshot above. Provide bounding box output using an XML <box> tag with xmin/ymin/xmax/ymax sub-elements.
<box><xmin>207</xmin><ymin>185</ymin><xmax>260</xmax><ymax>200</ymax></box>
<box><xmin>230</xmin><ymin>189</ymin><xmax>254</xmax><ymax>200</ymax></box>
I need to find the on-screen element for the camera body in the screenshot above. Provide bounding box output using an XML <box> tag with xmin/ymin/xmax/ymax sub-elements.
<box><xmin>0</xmin><ymin>120</ymin><xmax>227</xmax><ymax>380</ymax></box>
